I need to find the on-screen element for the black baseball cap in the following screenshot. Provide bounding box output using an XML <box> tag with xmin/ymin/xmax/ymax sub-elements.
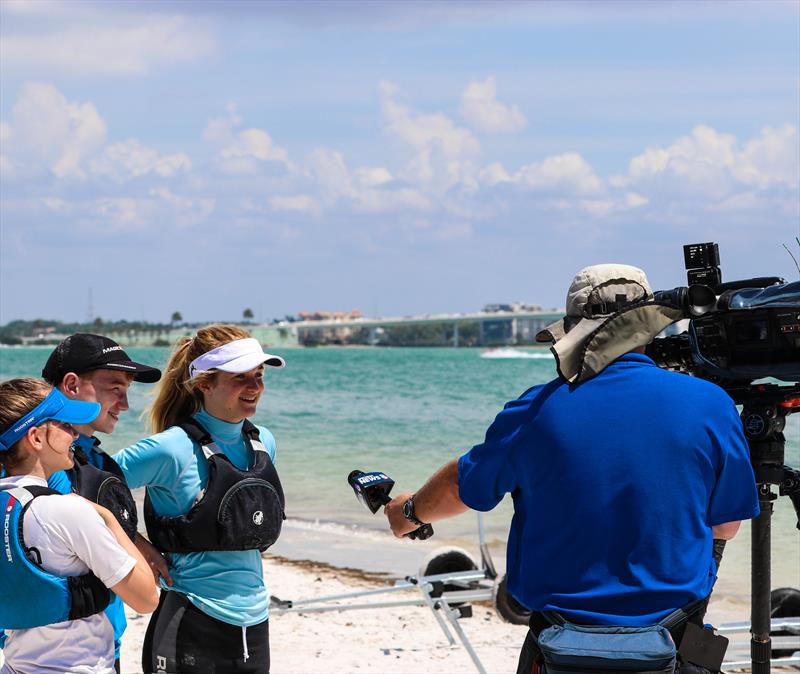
<box><xmin>42</xmin><ymin>333</ymin><xmax>162</xmax><ymax>385</ymax></box>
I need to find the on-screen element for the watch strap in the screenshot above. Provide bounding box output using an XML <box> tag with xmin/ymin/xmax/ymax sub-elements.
<box><xmin>403</xmin><ymin>497</ymin><xmax>425</xmax><ymax>526</ymax></box>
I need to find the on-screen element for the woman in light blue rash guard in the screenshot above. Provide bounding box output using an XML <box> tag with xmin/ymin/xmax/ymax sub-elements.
<box><xmin>114</xmin><ymin>325</ymin><xmax>286</xmax><ymax>674</ymax></box>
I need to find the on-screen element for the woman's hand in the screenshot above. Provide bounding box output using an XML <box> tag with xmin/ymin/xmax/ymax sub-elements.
<box><xmin>80</xmin><ymin>498</ymin><xmax>160</xmax><ymax>613</ymax></box>
<box><xmin>135</xmin><ymin>533</ymin><xmax>173</xmax><ymax>586</ymax></box>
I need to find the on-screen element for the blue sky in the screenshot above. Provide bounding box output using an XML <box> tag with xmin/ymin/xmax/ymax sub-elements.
<box><xmin>1</xmin><ymin>0</ymin><xmax>798</xmax><ymax>324</ymax></box>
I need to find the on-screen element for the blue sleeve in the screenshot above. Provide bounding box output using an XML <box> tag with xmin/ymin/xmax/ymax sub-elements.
<box><xmin>457</xmin><ymin>391</ymin><xmax>538</xmax><ymax>511</ymax></box>
<box><xmin>706</xmin><ymin>398</ymin><xmax>760</xmax><ymax>526</ymax></box>
<box><xmin>256</xmin><ymin>425</ymin><xmax>277</xmax><ymax>464</ymax></box>
<box><xmin>48</xmin><ymin>469</ymin><xmax>73</xmax><ymax>494</ymax></box>
<box><xmin>114</xmin><ymin>429</ymin><xmax>187</xmax><ymax>490</ymax></box>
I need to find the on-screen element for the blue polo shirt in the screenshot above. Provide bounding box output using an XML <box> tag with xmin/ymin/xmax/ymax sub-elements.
<box><xmin>115</xmin><ymin>409</ymin><xmax>277</xmax><ymax>627</ymax></box>
<box><xmin>48</xmin><ymin>434</ymin><xmax>127</xmax><ymax>661</ymax></box>
<box><xmin>458</xmin><ymin>353</ymin><xmax>759</xmax><ymax>626</ymax></box>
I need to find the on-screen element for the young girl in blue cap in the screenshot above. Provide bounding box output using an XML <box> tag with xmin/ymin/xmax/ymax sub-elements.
<box><xmin>0</xmin><ymin>377</ymin><xmax>158</xmax><ymax>674</ymax></box>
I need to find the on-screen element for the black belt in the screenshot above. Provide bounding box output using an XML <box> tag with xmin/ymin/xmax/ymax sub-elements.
<box><xmin>528</xmin><ymin>595</ymin><xmax>709</xmax><ymax>646</ymax></box>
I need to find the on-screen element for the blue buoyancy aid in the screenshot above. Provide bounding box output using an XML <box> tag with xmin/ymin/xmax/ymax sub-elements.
<box><xmin>0</xmin><ymin>485</ymin><xmax>110</xmax><ymax>630</ymax></box>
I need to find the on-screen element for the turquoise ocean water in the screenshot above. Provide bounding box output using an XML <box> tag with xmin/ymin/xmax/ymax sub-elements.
<box><xmin>1</xmin><ymin>345</ymin><xmax>797</xmax><ymax>596</ymax></box>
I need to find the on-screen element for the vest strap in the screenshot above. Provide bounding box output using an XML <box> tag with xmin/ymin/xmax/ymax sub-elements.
<box><xmin>178</xmin><ymin>418</ymin><xmax>266</xmax><ymax>461</ymax></box>
<box><xmin>5</xmin><ymin>486</ymin><xmax>35</xmax><ymax>507</ymax></box>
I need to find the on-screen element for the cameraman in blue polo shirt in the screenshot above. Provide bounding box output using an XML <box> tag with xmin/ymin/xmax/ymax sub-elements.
<box><xmin>384</xmin><ymin>264</ymin><xmax>759</xmax><ymax>673</ymax></box>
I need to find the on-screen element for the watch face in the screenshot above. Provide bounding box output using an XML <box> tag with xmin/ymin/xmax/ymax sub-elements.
<box><xmin>402</xmin><ymin>499</ymin><xmax>413</xmax><ymax>518</ymax></box>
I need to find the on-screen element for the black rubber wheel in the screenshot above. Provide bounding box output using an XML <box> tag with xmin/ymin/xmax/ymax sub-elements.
<box><xmin>418</xmin><ymin>547</ymin><xmax>479</xmax><ymax>606</ymax></box>
<box><xmin>418</xmin><ymin>546</ymin><xmax>478</xmax><ymax>579</ymax></box>
<box><xmin>493</xmin><ymin>574</ymin><xmax>532</xmax><ymax>625</ymax></box>
<box><xmin>770</xmin><ymin>587</ymin><xmax>800</xmax><ymax>658</ymax></box>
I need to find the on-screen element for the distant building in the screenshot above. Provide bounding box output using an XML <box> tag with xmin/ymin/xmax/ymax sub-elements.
<box><xmin>483</xmin><ymin>302</ymin><xmax>542</xmax><ymax>313</ymax></box>
<box><xmin>296</xmin><ymin>309</ymin><xmax>363</xmax><ymax>322</ymax></box>
<box><xmin>294</xmin><ymin>309</ymin><xmax>365</xmax><ymax>345</ymax></box>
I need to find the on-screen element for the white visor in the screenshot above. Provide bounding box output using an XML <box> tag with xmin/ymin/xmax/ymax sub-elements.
<box><xmin>188</xmin><ymin>338</ymin><xmax>285</xmax><ymax>379</ymax></box>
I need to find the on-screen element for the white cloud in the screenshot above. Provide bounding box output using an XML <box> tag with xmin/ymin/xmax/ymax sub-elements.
<box><xmin>622</xmin><ymin>124</ymin><xmax>799</xmax><ymax>198</ymax></box>
<box><xmin>484</xmin><ymin>152</ymin><xmax>604</xmax><ymax>196</ymax></box>
<box><xmin>477</xmin><ymin>161</ymin><xmax>511</xmax><ymax>186</ymax></box>
<box><xmin>270</xmin><ymin>194</ymin><xmax>319</xmax><ymax>214</ymax></box>
<box><xmin>353</xmin><ymin>166</ymin><xmax>393</xmax><ymax>187</ymax></box>
<box><xmin>624</xmin><ymin>192</ymin><xmax>649</xmax><ymax>208</ymax></box>
<box><xmin>93</xmin><ymin>197</ymin><xmax>144</xmax><ymax>228</ymax></box>
<box><xmin>202</xmin><ymin>104</ymin><xmax>242</xmax><ymax>143</ymax></box>
<box><xmin>354</xmin><ymin>185</ymin><xmax>433</xmax><ymax>214</ymax></box>
<box><xmin>31</xmin><ymin>189</ymin><xmax>215</xmax><ymax>233</ymax></box>
<box><xmin>91</xmin><ymin>139</ymin><xmax>192</xmax><ymax>179</ymax></box>
<box><xmin>2</xmin><ymin>14</ymin><xmax>216</xmax><ymax>77</ymax></box>
<box><xmin>222</xmin><ymin>129</ymin><xmax>288</xmax><ymax>163</ymax></box>
<box><xmin>149</xmin><ymin>187</ymin><xmax>216</xmax><ymax>226</ymax></box>
<box><xmin>204</xmin><ymin>107</ymin><xmax>290</xmax><ymax>175</ymax></box>
<box><xmin>306</xmin><ymin>148</ymin><xmax>352</xmax><ymax>202</ymax></box>
<box><xmin>3</xmin><ymin>74</ymin><xmax>794</xmax><ymax>249</ymax></box>
<box><xmin>269</xmin><ymin>148</ymin><xmax>432</xmax><ymax>215</ymax></box>
<box><xmin>380</xmin><ymin>81</ymin><xmax>479</xmax><ymax>159</ymax></box>
<box><xmin>516</xmin><ymin>153</ymin><xmax>603</xmax><ymax>195</ymax></box>
<box><xmin>1</xmin><ymin>84</ymin><xmax>195</xmax><ymax>182</ymax></box>
<box><xmin>379</xmin><ymin>81</ymin><xmax>480</xmax><ymax>191</ymax></box>
<box><xmin>734</xmin><ymin>124</ymin><xmax>798</xmax><ymax>189</ymax></box>
<box><xmin>460</xmin><ymin>76</ymin><xmax>526</xmax><ymax>133</ymax></box>
<box><xmin>3</xmin><ymin>83</ymin><xmax>106</xmax><ymax>178</ymax></box>
<box><xmin>627</xmin><ymin>125</ymin><xmax>736</xmax><ymax>196</ymax></box>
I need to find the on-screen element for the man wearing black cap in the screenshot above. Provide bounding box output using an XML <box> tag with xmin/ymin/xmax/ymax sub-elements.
<box><xmin>42</xmin><ymin>333</ymin><xmax>161</xmax><ymax>477</ymax></box>
<box><xmin>41</xmin><ymin>333</ymin><xmax>165</xmax><ymax>673</ymax></box>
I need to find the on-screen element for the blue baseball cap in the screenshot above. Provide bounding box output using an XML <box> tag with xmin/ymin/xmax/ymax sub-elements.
<box><xmin>0</xmin><ymin>389</ymin><xmax>101</xmax><ymax>452</ymax></box>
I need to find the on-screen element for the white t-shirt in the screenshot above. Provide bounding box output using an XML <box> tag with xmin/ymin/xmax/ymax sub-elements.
<box><xmin>0</xmin><ymin>475</ymin><xmax>136</xmax><ymax>674</ymax></box>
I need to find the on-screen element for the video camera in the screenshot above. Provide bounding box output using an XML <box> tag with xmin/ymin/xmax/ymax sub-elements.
<box><xmin>644</xmin><ymin>242</ymin><xmax>799</xmax><ymax>673</ymax></box>
<box><xmin>645</xmin><ymin>242</ymin><xmax>800</xmax><ymax>386</ymax></box>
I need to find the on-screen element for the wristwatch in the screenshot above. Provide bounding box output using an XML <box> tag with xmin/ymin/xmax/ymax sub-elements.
<box><xmin>402</xmin><ymin>497</ymin><xmax>425</xmax><ymax>526</ymax></box>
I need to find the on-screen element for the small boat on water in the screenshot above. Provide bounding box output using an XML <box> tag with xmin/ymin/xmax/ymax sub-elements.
<box><xmin>479</xmin><ymin>347</ymin><xmax>552</xmax><ymax>359</ymax></box>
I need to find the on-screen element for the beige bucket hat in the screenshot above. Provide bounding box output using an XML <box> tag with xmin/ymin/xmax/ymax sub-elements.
<box><xmin>536</xmin><ymin>264</ymin><xmax>684</xmax><ymax>383</ymax></box>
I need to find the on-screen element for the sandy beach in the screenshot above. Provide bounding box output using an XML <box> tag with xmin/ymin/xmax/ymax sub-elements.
<box><xmin>117</xmin><ymin>549</ymin><xmax>759</xmax><ymax>674</ymax></box>
<box><xmin>0</xmin><ymin>525</ymin><xmax>782</xmax><ymax>673</ymax></box>
<box><xmin>0</xmin><ymin>513</ymin><xmax>787</xmax><ymax>673</ymax></box>
<box><xmin>120</xmin><ymin>555</ymin><xmax>527</xmax><ymax>674</ymax></box>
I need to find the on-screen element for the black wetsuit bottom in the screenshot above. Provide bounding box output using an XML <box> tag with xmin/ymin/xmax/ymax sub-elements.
<box><xmin>142</xmin><ymin>591</ymin><xmax>269</xmax><ymax>674</ymax></box>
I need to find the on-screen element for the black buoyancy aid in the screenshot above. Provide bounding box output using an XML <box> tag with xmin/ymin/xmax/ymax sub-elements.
<box><xmin>0</xmin><ymin>485</ymin><xmax>110</xmax><ymax>629</ymax></box>
<box><xmin>68</xmin><ymin>438</ymin><xmax>138</xmax><ymax>541</ymax></box>
<box><xmin>144</xmin><ymin>418</ymin><xmax>285</xmax><ymax>553</ymax></box>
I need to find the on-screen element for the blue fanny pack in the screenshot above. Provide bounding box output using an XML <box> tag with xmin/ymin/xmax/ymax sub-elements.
<box><xmin>535</xmin><ymin>603</ymin><xmax>702</xmax><ymax>674</ymax></box>
<box><xmin>537</xmin><ymin>621</ymin><xmax>676</xmax><ymax>673</ymax></box>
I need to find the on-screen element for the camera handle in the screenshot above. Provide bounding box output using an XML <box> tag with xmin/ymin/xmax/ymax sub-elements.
<box><xmin>739</xmin><ymin>386</ymin><xmax>800</xmax><ymax>674</ymax></box>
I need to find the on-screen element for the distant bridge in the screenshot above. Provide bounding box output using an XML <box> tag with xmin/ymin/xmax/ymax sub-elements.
<box><xmin>17</xmin><ymin>309</ymin><xmax>566</xmax><ymax>349</ymax></box>
<box><xmin>286</xmin><ymin>309</ymin><xmax>564</xmax><ymax>347</ymax></box>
